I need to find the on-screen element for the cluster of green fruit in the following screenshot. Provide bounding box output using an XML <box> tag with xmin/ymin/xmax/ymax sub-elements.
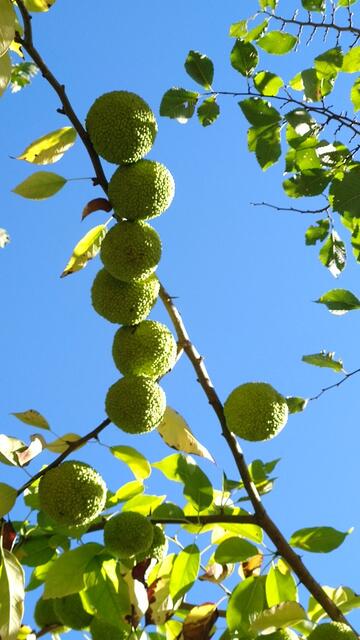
<box><xmin>86</xmin><ymin>90</ymin><xmax>177</xmax><ymax>435</ymax></box>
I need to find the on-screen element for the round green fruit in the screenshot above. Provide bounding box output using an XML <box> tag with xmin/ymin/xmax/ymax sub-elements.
<box><xmin>90</xmin><ymin>617</ymin><xmax>131</xmax><ymax>640</ymax></box>
<box><xmin>308</xmin><ymin>622</ymin><xmax>358</xmax><ymax>640</ymax></box>
<box><xmin>38</xmin><ymin>460</ymin><xmax>107</xmax><ymax>527</ymax></box>
<box><xmin>100</xmin><ymin>221</ymin><xmax>161</xmax><ymax>282</ymax></box>
<box><xmin>257</xmin><ymin>631</ymin><xmax>298</xmax><ymax>640</ymax></box>
<box><xmin>112</xmin><ymin>321</ymin><xmax>177</xmax><ymax>379</ymax></box>
<box><xmin>136</xmin><ymin>524</ymin><xmax>168</xmax><ymax>563</ymax></box>
<box><xmin>224</xmin><ymin>382</ymin><xmax>288</xmax><ymax>442</ymax></box>
<box><xmin>54</xmin><ymin>593</ymin><xmax>93</xmax><ymax>630</ymax></box>
<box><xmin>108</xmin><ymin>160</ymin><xmax>175</xmax><ymax>221</ymax></box>
<box><xmin>34</xmin><ymin>597</ymin><xmax>62</xmax><ymax>628</ymax></box>
<box><xmin>91</xmin><ymin>269</ymin><xmax>159</xmax><ymax>325</ymax></box>
<box><xmin>104</xmin><ymin>511</ymin><xmax>154</xmax><ymax>558</ymax></box>
<box><xmin>105</xmin><ymin>375</ymin><xmax>166</xmax><ymax>434</ymax></box>
<box><xmin>86</xmin><ymin>90</ymin><xmax>157</xmax><ymax>164</ymax></box>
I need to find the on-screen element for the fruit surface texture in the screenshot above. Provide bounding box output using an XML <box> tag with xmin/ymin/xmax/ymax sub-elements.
<box><xmin>112</xmin><ymin>320</ymin><xmax>177</xmax><ymax>378</ymax></box>
<box><xmin>104</xmin><ymin>511</ymin><xmax>154</xmax><ymax>558</ymax></box>
<box><xmin>105</xmin><ymin>374</ymin><xmax>166</xmax><ymax>433</ymax></box>
<box><xmin>308</xmin><ymin>622</ymin><xmax>358</xmax><ymax>640</ymax></box>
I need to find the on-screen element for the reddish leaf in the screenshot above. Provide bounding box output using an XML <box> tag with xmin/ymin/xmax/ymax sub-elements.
<box><xmin>1</xmin><ymin>521</ymin><xmax>17</xmax><ymax>551</ymax></box>
<box><xmin>82</xmin><ymin>197</ymin><xmax>112</xmax><ymax>220</ymax></box>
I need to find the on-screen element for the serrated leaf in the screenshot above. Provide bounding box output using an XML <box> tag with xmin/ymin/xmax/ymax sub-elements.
<box><xmin>330</xmin><ymin>167</ymin><xmax>360</xmax><ymax>217</ymax></box>
<box><xmin>283</xmin><ymin>170</ymin><xmax>330</xmax><ymax>198</ymax></box>
<box><xmin>258</xmin><ymin>32</ymin><xmax>297</xmax><ymax>55</ymax></box>
<box><xmin>157</xmin><ymin>407</ymin><xmax>214</xmax><ymax>462</ymax></box>
<box><xmin>316</xmin><ymin>288</ymin><xmax>360</xmax><ymax>314</ymax></box>
<box><xmin>250</xmin><ymin>601</ymin><xmax>307</xmax><ymax>634</ymax></box>
<box><xmin>254</xmin><ymin>71</ymin><xmax>283</xmax><ymax>96</ymax></box>
<box><xmin>315</xmin><ymin>47</ymin><xmax>343</xmax><ymax>79</ymax></box>
<box><xmin>61</xmin><ymin>224</ymin><xmax>107</xmax><ymax>277</ymax></box>
<box><xmin>45</xmin><ymin>433</ymin><xmax>82</xmax><ymax>453</ymax></box>
<box><xmin>0</xmin><ymin>0</ymin><xmax>16</xmax><ymax>58</ymax></box>
<box><xmin>197</xmin><ymin>98</ymin><xmax>220</xmax><ymax>127</ymax></box>
<box><xmin>169</xmin><ymin>544</ymin><xmax>200</xmax><ymax>603</ymax></box>
<box><xmin>226</xmin><ymin>576</ymin><xmax>266</xmax><ymax>632</ymax></box>
<box><xmin>159</xmin><ymin>88</ymin><xmax>199</xmax><ymax>122</ymax></box>
<box><xmin>44</xmin><ymin>543</ymin><xmax>102</xmax><ymax>598</ymax></box>
<box><xmin>17</xmin><ymin>127</ymin><xmax>76</xmax><ymax>165</ymax></box>
<box><xmin>0</xmin><ymin>51</ymin><xmax>11</xmax><ymax>97</ymax></box>
<box><xmin>24</xmin><ymin>0</ymin><xmax>56</xmax><ymax>11</ymax></box>
<box><xmin>12</xmin><ymin>171</ymin><xmax>67</xmax><ymax>200</ymax></box>
<box><xmin>184</xmin><ymin>50</ymin><xmax>214</xmax><ymax>89</ymax></box>
<box><xmin>305</xmin><ymin>219</ymin><xmax>330</xmax><ymax>245</ymax></box>
<box><xmin>231</xmin><ymin>40</ymin><xmax>258</xmax><ymax>77</ymax></box>
<box><xmin>286</xmin><ymin>397</ymin><xmax>308</xmax><ymax>414</ymax></box>
<box><xmin>11</xmin><ymin>410</ymin><xmax>50</xmax><ymax>430</ymax></box>
<box><xmin>10</xmin><ymin>62</ymin><xmax>38</xmax><ymax>93</ymax></box>
<box><xmin>266</xmin><ymin>564</ymin><xmax>298</xmax><ymax>607</ymax></box>
<box><xmin>0</xmin><ymin>547</ymin><xmax>25</xmax><ymax>640</ymax></box>
<box><xmin>0</xmin><ymin>484</ymin><xmax>17</xmax><ymax>517</ymax></box>
<box><xmin>0</xmin><ymin>228</ymin><xmax>10</xmax><ymax>248</ymax></box>
<box><xmin>302</xmin><ymin>351</ymin><xmax>344</xmax><ymax>372</ymax></box>
<box><xmin>214</xmin><ymin>537</ymin><xmax>258</xmax><ymax>564</ymax></box>
<box><xmin>110</xmin><ymin>445</ymin><xmax>151</xmax><ymax>480</ymax></box>
<box><xmin>290</xmin><ymin>526</ymin><xmax>351</xmax><ymax>553</ymax></box>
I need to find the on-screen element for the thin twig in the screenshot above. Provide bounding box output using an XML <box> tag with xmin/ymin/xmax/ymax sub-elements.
<box><xmin>310</xmin><ymin>367</ymin><xmax>360</xmax><ymax>401</ymax></box>
<box><xmin>251</xmin><ymin>202</ymin><xmax>330</xmax><ymax>215</ymax></box>
<box><xmin>263</xmin><ymin>10</ymin><xmax>360</xmax><ymax>37</ymax></box>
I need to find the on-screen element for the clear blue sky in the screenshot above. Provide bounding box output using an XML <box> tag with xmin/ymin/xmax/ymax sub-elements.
<box><xmin>1</xmin><ymin>1</ymin><xmax>360</xmax><ymax>636</ymax></box>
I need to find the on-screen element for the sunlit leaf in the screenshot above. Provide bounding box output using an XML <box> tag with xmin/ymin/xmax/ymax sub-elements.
<box><xmin>302</xmin><ymin>0</ymin><xmax>325</xmax><ymax>10</ymax></box>
<box><xmin>308</xmin><ymin>585</ymin><xmax>360</xmax><ymax>622</ymax></box>
<box><xmin>184</xmin><ymin>50</ymin><xmax>214</xmax><ymax>89</ymax></box>
<box><xmin>342</xmin><ymin>46</ymin><xmax>360</xmax><ymax>72</ymax></box>
<box><xmin>290</xmin><ymin>526</ymin><xmax>351</xmax><ymax>553</ymax></box>
<box><xmin>160</xmin><ymin>88</ymin><xmax>199</xmax><ymax>122</ymax></box>
<box><xmin>266</xmin><ymin>564</ymin><xmax>298</xmax><ymax>607</ymax></box>
<box><xmin>61</xmin><ymin>224</ymin><xmax>107</xmax><ymax>277</ymax></box>
<box><xmin>226</xmin><ymin>576</ymin><xmax>266</xmax><ymax>632</ymax></box>
<box><xmin>0</xmin><ymin>0</ymin><xmax>16</xmax><ymax>58</ymax></box>
<box><xmin>286</xmin><ymin>397</ymin><xmax>308</xmax><ymax>414</ymax></box>
<box><xmin>12</xmin><ymin>171</ymin><xmax>67</xmax><ymax>200</ymax></box>
<box><xmin>240</xmin><ymin>97</ymin><xmax>280</xmax><ymax>126</ymax></box>
<box><xmin>110</xmin><ymin>445</ymin><xmax>151</xmax><ymax>480</ymax></box>
<box><xmin>305</xmin><ymin>219</ymin><xmax>330</xmax><ymax>245</ymax></box>
<box><xmin>231</xmin><ymin>40</ymin><xmax>258</xmax><ymax>76</ymax></box>
<box><xmin>258</xmin><ymin>32</ymin><xmax>297</xmax><ymax>55</ymax></box>
<box><xmin>24</xmin><ymin>0</ymin><xmax>56</xmax><ymax>11</ymax></box>
<box><xmin>0</xmin><ymin>484</ymin><xmax>17</xmax><ymax>517</ymax></box>
<box><xmin>330</xmin><ymin>167</ymin><xmax>360</xmax><ymax>217</ymax></box>
<box><xmin>44</xmin><ymin>543</ymin><xmax>102</xmax><ymax>598</ymax></box>
<box><xmin>197</xmin><ymin>98</ymin><xmax>220</xmax><ymax>127</ymax></box>
<box><xmin>302</xmin><ymin>351</ymin><xmax>344</xmax><ymax>372</ymax></box>
<box><xmin>250</xmin><ymin>601</ymin><xmax>307</xmax><ymax>634</ymax></box>
<box><xmin>0</xmin><ymin>51</ymin><xmax>11</xmax><ymax>96</ymax></box>
<box><xmin>0</xmin><ymin>435</ymin><xmax>26</xmax><ymax>467</ymax></box>
<box><xmin>17</xmin><ymin>127</ymin><xmax>77</xmax><ymax>165</ymax></box>
<box><xmin>214</xmin><ymin>537</ymin><xmax>258</xmax><ymax>564</ymax></box>
<box><xmin>16</xmin><ymin>435</ymin><xmax>46</xmax><ymax>466</ymax></box>
<box><xmin>121</xmin><ymin>493</ymin><xmax>165</xmax><ymax>515</ymax></box>
<box><xmin>316</xmin><ymin>288</ymin><xmax>360</xmax><ymax>314</ymax></box>
<box><xmin>10</xmin><ymin>62</ymin><xmax>38</xmax><ymax>93</ymax></box>
<box><xmin>11</xmin><ymin>410</ymin><xmax>50</xmax><ymax>430</ymax></box>
<box><xmin>106</xmin><ymin>480</ymin><xmax>144</xmax><ymax>506</ymax></box>
<box><xmin>45</xmin><ymin>433</ymin><xmax>82</xmax><ymax>454</ymax></box>
<box><xmin>153</xmin><ymin>453</ymin><xmax>213</xmax><ymax>511</ymax></box>
<box><xmin>182</xmin><ymin>603</ymin><xmax>218</xmax><ymax>640</ymax></box>
<box><xmin>254</xmin><ymin>70</ymin><xmax>283</xmax><ymax>96</ymax></box>
<box><xmin>0</xmin><ymin>547</ymin><xmax>25</xmax><ymax>640</ymax></box>
<box><xmin>157</xmin><ymin>407</ymin><xmax>214</xmax><ymax>462</ymax></box>
<box><xmin>83</xmin><ymin>557</ymin><xmax>131</xmax><ymax>625</ymax></box>
<box><xmin>169</xmin><ymin>544</ymin><xmax>200</xmax><ymax>603</ymax></box>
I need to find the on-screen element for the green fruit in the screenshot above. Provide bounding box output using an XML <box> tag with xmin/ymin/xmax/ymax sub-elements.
<box><xmin>38</xmin><ymin>460</ymin><xmax>107</xmax><ymax>527</ymax></box>
<box><xmin>257</xmin><ymin>631</ymin><xmax>297</xmax><ymax>640</ymax></box>
<box><xmin>100</xmin><ymin>221</ymin><xmax>162</xmax><ymax>282</ymax></box>
<box><xmin>104</xmin><ymin>511</ymin><xmax>154</xmax><ymax>558</ymax></box>
<box><xmin>105</xmin><ymin>375</ymin><xmax>166</xmax><ymax>434</ymax></box>
<box><xmin>34</xmin><ymin>597</ymin><xmax>62</xmax><ymax>628</ymax></box>
<box><xmin>90</xmin><ymin>617</ymin><xmax>131</xmax><ymax>640</ymax></box>
<box><xmin>224</xmin><ymin>382</ymin><xmax>288</xmax><ymax>442</ymax></box>
<box><xmin>136</xmin><ymin>524</ymin><xmax>168</xmax><ymax>563</ymax></box>
<box><xmin>86</xmin><ymin>91</ymin><xmax>157</xmax><ymax>164</ymax></box>
<box><xmin>91</xmin><ymin>269</ymin><xmax>159</xmax><ymax>325</ymax></box>
<box><xmin>308</xmin><ymin>622</ymin><xmax>357</xmax><ymax>640</ymax></box>
<box><xmin>54</xmin><ymin>593</ymin><xmax>93</xmax><ymax>630</ymax></box>
<box><xmin>113</xmin><ymin>321</ymin><xmax>177</xmax><ymax>379</ymax></box>
<box><xmin>108</xmin><ymin>160</ymin><xmax>175</xmax><ymax>221</ymax></box>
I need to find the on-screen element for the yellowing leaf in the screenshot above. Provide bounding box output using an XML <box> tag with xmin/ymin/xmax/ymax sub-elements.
<box><xmin>0</xmin><ymin>548</ymin><xmax>25</xmax><ymax>640</ymax></box>
<box><xmin>11</xmin><ymin>410</ymin><xmax>50</xmax><ymax>430</ymax></box>
<box><xmin>46</xmin><ymin>433</ymin><xmax>82</xmax><ymax>454</ymax></box>
<box><xmin>0</xmin><ymin>51</ymin><xmax>11</xmax><ymax>96</ymax></box>
<box><xmin>157</xmin><ymin>407</ymin><xmax>215</xmax><ymax>462</ymax></box>
<box><xmin>0</xmin><ymin>0</ymin><xmax>16</xmax><ymax>58</ymax></box>
<box><xmin>182</xmin><ymin>603</ymin><xmax>218</xmax><ymax>640</ymax></box>
<box><xmin>250</xmin><ymin>601</ymin><xmax>307</xmax><ymax>634</ymax></box>
<box><xmin>17</xmin><ymin>127</ymin><xmax>76</xmax><ymax>165</ymax></box>
<box><xmin>12</xmin><ymin>171</ymin><xmax>67</xmax><ymax>200</ymax></box>
<box><xmin>61</xmin><ymin>224</ymin><xmax>107</xmax><ymax>277</ymax></box>
<box><xmin>110</xmin><ymin>445</ymin><xmax>151</xmax><ymax>480</ymax></box>
<box><xmin>0</xmin><ymin>483</ymin><xmax>17</xmax><ymax>517</ymax></box>
<box><xmin>0</xmin><ymin>435</ymin><xmax>26</xmax><ymax>467</ymax></box>
<box><xmin>24</xmin><ymin>0</ymin><xmax>56</xmax><ymax>11</ymax></box>
<box><xmin>146</xmin><ymin>576</ymin><xmax>175</xmax><ymax>625</ymax></box>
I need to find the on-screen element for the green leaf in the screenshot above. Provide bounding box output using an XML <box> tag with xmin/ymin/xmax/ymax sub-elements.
<box><xmin>0</xmin><ymin>484</ymin><xmax>17</xmax><ymax>517</ymax></box>
<box><xmin>258</xmin><ymin>31</ymin><xmax>297</xmax><ymax>55</ymax></box>
<box><xmin>106</xmin><ymin>480</ymin><xmax>144</xmax><ymax>507</ymax></box>
<box><xmin>10</xmin><ymin>62</ymin><xmax>38</xmax><ymax>93</ymax></box>
<box><xmin>290</xmin><ymin>526</ymin><xmax>351</xmax><ymax>553</ymax></box>
<box><xmin>17</xmin><ymin>127</ymin><xmax>77</xmax><ymax>165</ymax></box>
<box><xmin>110</xmin><ymin>445</ymin><xmax>151</xmax><ymax>480</ymax></box>
<box><xmin>184</xmin><ymin>50</ymin><xmax>214</xmax><ymax>89</ymax></box>
<box><xmin>301</xmin><ymin>68</ymin><xmax>332</xmax><ymax>102</ymax></box>
<box><xmin>350</xmin><ymin>77</ymin><xmax>360</xmax><ymax>111</ymax></box>
<box><xmin>44</xmin><ymin>543</ymin><xmax>102</xmax><ymax>598</ymax></box>
<box><xmin>239</xmin><ymin>98</ymin><xmax>281</xmax><ymax>126</ymax></box>
<box><xmin>16</xmin><ymin>535</ymin><xmax>56</xmax><ymax>567</ymax></box>
<box><xmin>318</xmin><ymin>231</ymin><xmax>346</xmax><ymax>277</ymax></box>
<box><xmin>316</xmin><ymin>288</ymin><xmax>360</xmax><ymax>314</ymax></box>
<box><xmin>229</xmin><ymin>21</ymin><xmax>247</xmax><ymax>39</ymax></box>
<box><xmin>250</xmin><ymin>601</ymin><xmax>307</xmax><ymax>634</ymax></box>
<box><xmin>0</xmin><ymin>51</ymin><xmax>11</xmax><ymax>97</ymax></box>
<box><xmin>342</xmin><ymin>46</ymin><xmax>360</xmax><ymax>72</ymax></box>
<box><xmin>231</xmin><ymin>40</ymin><xmax>258</xmax><ymax>76</ymax></box>
<box><xmin>0</xmin><ymin>547</ymin><xmax>25</xmax><ymax>640</ymax></box>
<box><xmin>11</xmin><ymin>409</ymin><xmax>50</xmax><ymax>430</ymax></box>
<box><xmin>266</xmin><ymin>564</ymin><xmax>298</xmax><ymax>607</ymax></box>
<box><xmin>286</xmin><ymin>396</ymin><xmax>308</xmax><ymax>415</ymax></box>
<box><xmin>308</xmin><ymin>585</ymin><xmax>360</xmax><ymax>622</ymax></box>
<box><xmin>254</xmin><ymin>71</ymin><xmax>283</xmax><ymax>96</ymax></box>
<box><xmin>0</xmin><ymin>0</ymin><xmax>16</xmax><ymax>58</ymax></box>
<box><xmin>259</xmin><ymin>0</ymin><xmax>278</xmax><ymax>8</ymax></box>
<box><xmin>302</xmin><ymin>351</ymin><xmax>344</xmax><ymax>372</ymax></box>
<box><xmin>248</xmin><ymin>124</ymin><xmax>281</xmax><ymax>170</ymax></box>
<box><xmin>83</xmin><ymin>557</ymin><xmax>131</xmax><ymax>624</ymax></box>
<box><xmin>214</xmin><ymin>537</ymin><xmax>258</xmax><ymax>563</ymax></box>
<box><xmin>152</xmin><ymin>502</ymin><xmax>185</xmax><ymax>520</ymax></box>
<box><xmin>60</xmin><ymin>224</ymin><xmax>107</xmax><ymax>277</ymax></box>
<box><xmin>121</xmin><ymin>493</ymin><xmax>165</xmax><ymax>515</ymax></box>
<box><xmin>315</xmin><ymin>48</ymin><xmax>343</xmax><ymax>79</ymax></box>
<box><xmin>305</xmin><ymin>219</ymin><xmax>330</xmax><ymax>245</ymax></box>
<box><xmin>285</xmin><ymin>109</ymin><xmax>319</xmax><ymax>149</ymax></box>
<box><xmin>159</xmin><ymin>88</ymin><xmax>199</xmax><ymax>122</ymax></box>
<box><xmin>330</xmin><ymin>167</ymin><xmax>360</xmax><ymax>217</ymax></box>
<box><xmin>169</xmin><ymin>544</ymin><xmax>200</xmax><ymax>603</ymax></box>
<box><xmin>226</xmin><ymin>576</ymin><xmax>266</xmax><ymax>632</ymax></box>
<box><xmin>24</xmin><ymin>0</ymin><xmax>56</xmax><ymax>11</ymax></box>
<box><xmin>302</xmin><ymin>0</ymin><xmax>325</xmax><ymax>9</ymax></box>
<box><xmin>153</xmin><ymin>453</ymin><xmax>213</xmax><ymax>511</ymax></box>
<box><xmin>12</xmin><ymin>171</ymin><xmax>67</xmax><ymax>200</ymax></box>
<box><xmin>244</xmin><ymin>20</ymin><xmax>268</xmax><ymax>43</ymax></box>
<box><xmin>197</xmin><ymin>98</ymin><xmax>220</xmax><ymax>127</ymax></box>
<box><xmin>283</xmin><ymin>170</ymin><xmax>330</xmax><ymax>198</ymax></box>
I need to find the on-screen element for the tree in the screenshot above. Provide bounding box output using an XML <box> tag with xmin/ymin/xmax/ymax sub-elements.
<box><xmin>0</xmin><ymin>0</ymin><xmax>360</xmax><ymax>638</ymax></box>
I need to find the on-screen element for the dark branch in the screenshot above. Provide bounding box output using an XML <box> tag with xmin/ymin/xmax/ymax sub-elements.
<box><xmin>251</xmin><ymin>202</ymin><xmax>330</xmax><ymax>216</ymax></box>
<box><xmin>310</xmin><ymin>367</ymin><xmax>360</xmax><ymax>401</ymax></box>
<box><xmin>264</xmin><ymin>10</ymin><xmax>360</xmax><ymax>37</ymax></box>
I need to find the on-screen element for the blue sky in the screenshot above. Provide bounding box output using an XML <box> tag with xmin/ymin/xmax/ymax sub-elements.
<box><xmin>1</xmin><ymin>0</ymin><xmax>360</xmax><ymax>636</ymax></box>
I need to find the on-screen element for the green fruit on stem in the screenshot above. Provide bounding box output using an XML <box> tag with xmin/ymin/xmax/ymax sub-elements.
<box><xmin>308</xmin><ymin>622</ymin><xmax>358</xmax><ymax>640</ymax></box>
<box><xmin>34</xmin><ymin>597</ymin><xmax>62</xmax><ymax>629</ymax></box>
<box><xmin>105</xmin><ymin>375</ymin><xmax>166</xmax><ymax>434</ymax></box>
<box><xmin>91</xmin><ymin>269</ymin><xmax>159</xmax><ymax>325</ymax></box>
<box><xmin>100</xmin><ymin>221</ymin><xmax>162</xmax><ymax>282</ymax></box>
<box><xmin>38</xmin><ymin>460</ymin><xmax>107</xmax><ymax>527</ymax></box>
<box><xmin>112</xmin><ymin>320</ymin><xmax>177</xmax><ymax>379</ymax></box>
<box><xmin>54</xmin><ymin>593</ymin><xmax>93</xmax><ymax>630</ymax></box>
<box><xmin>108</xmin><ymin>159</ymin><xmax>175</xmax><ymax>221</ymax></box>
<box><xmin>224</xmin><ymin>382</ymin><xmax>288</xmax><ymax>442</ymax></box>
<box><xmin>136</xmin><ymin>524</ymin><xmax>168</xmax><ymax>563</ymax></box>
<box><xmin>104</xmin><ymin>511</ymin><xmax>154</xmax><ymax>558</ymax></box>
<box><xmin>86</xmin><ymin>90</ymin><xmax>157</xmax><ymax>164</ymax></box>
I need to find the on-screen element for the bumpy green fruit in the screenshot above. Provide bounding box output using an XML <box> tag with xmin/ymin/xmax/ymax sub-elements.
<box><xmin>34</xmin><ymin>597</ymin><xmax>62</xmax><ymax>628</ymax></box>
<box><xmin>136</xmin><ymin>524</ymin><xmax>168</xmax><ymax>563</ymax></box>
<box><xmin>113</xmin><ymin>321</ymin><xmax>177</xmax><ymax>379</ymax></box>
<box><xmin>100</xmin><ymin>221</ymin><xmax>161</xmax><ymax>282</ymax></box>
<box><xmin>224</xmin><ymin>382</ymin><xmax>288</xmax><ymax>442</ymax></box>
<box><xmin>38</xmin><ymin>461</ymin><xmax>107</xmax><ymax>526</ymax></box>
<box><xmin>104</xmin><ymin>511</ymin><xmax>154</xmax><ymax>558</ymax></box>
<box><xmin>90</xmin><ymin>617</ymin><xmax>131</xmax><ymax>640</ymax></box>
<box><xmin>308</xmin><ymin>623</ymin><xmax>357</xmax><ymax>640</ymax></box>
<box><xmin>54</xmin><ymin>593</ymin><xmax>93</xmax><ymax>630</ymax></box>
<box><xmin>258</xmin><ymin>631</ymin><xmax>297</xmax><ymax>640</ymax></box>
<box><xmin>105</xmin><ymin>375</ymin><xmax>166</xmax><ymax>434</ymax></box>
<box><xmin>91</xmin><ymin>269</ymin><xmax>159</xmax><ymax>325</ymax></box>
<box><xmin>86</xmin><ymin>91</ymin><xmax>157</xmax><ymax>164</ymax></box>
<box><xmin>108</xmin><ymin>160</ymin><xmax>175</xmax><ymax>221</ymax></box>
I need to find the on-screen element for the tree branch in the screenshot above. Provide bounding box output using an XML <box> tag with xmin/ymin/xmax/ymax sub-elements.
<box><xmin>87</xmin><ymin>513</ymin><xmax>257</xmax><ymax>533</ymax></box>
<box><xmin>251</xmin><ymin>201</ymin><xmax>330</xmax><ymax>216</ymax></box>
<box><xmin>263</xmin><ymin>10</ymin><xmax>360</xmax><ymax>38</ymax></box>
<box><xmin>310</xmin><ymin>367</ymin><xmax>360</xmax><ymax>401</ymax></box>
